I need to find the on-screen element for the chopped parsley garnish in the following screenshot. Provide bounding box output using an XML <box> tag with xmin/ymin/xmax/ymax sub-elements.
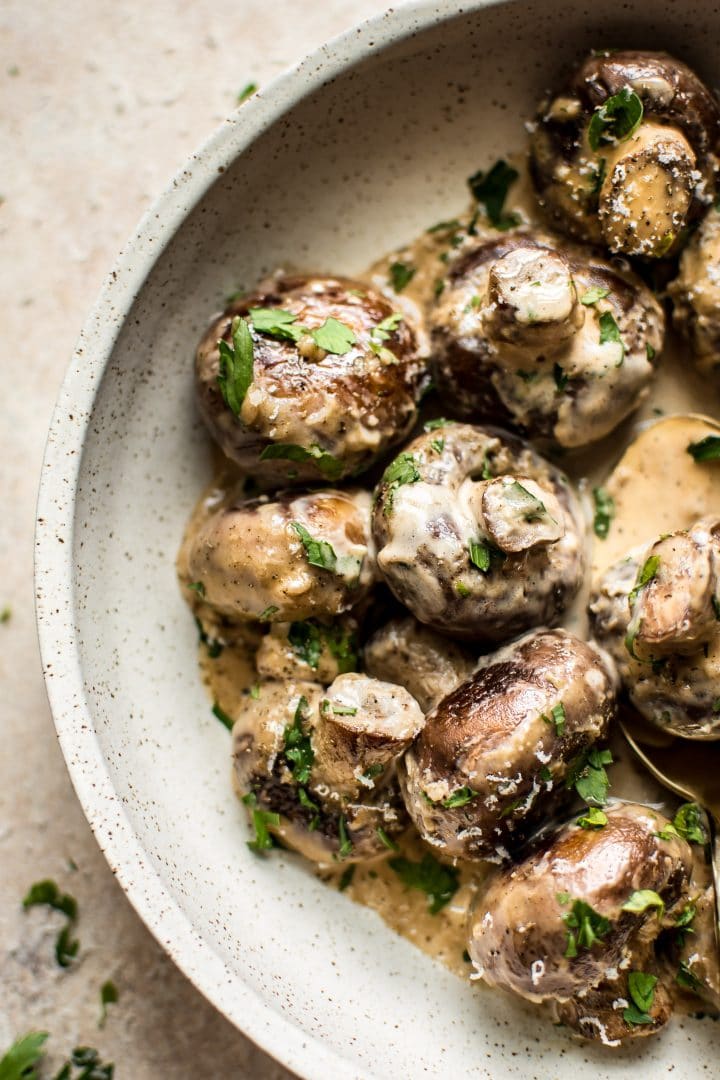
<box><xmin>380</xmin><ymin>452</ymin><xmax>421</xmax><ymax>514</ymax></box>
<box><xmin>362</xmin><ymin>763</ymin><xmax>385</xmax><ymax>782</ymax></box>
<box><xmin>503</xmin><ymin>480</ymin><xmax>553</xmax><ymax>523</ymax></box>
<box><xmin>428</xmin><ymin>218</ymin><xmax>462</xmax><ymax>235</ymax></box>
<box><xmin>242</xmin><ymin>792</ymin><xmax>280</xmax><ymax>853</ymax></box>
<box><xmin>283</xmin><ymin>695</ymin><xmax>315</xmax><ymax>785</ymax></box>
<box><xmin>369</xmin><ymin>312</ymin><xmax>404</xmax><ymax>360</ymax></box>
<box><xmin>321</xmin><ymin>700</ymin><xmax>358</xmax><ymax>716</ymax></box>
<box><xmin>687</xmin><ymin>435</ymin><xmax>720</xmax><ymax>462</ymax></box>
<box><xmin>259</xmin><ymin>442</ymin><xmax>344</xmax><ymax>480</ymax></box>
<box><xmin>389</xmin><ymin>261</ymin><xmax>416</xmax><ymax>293</ymax></box>
<box><xmin>646</xmin><ymin>342</ymin><xmax>656</xmax><ymax>361</ymax></box>
<box><xmin>424</xmin><ymin>417</ymin><xmax>453</xmax><ymax>432</ymax></box>
<box><xmin>576</xmin><ymin>806</ymin><xmax>607</xmax><ymax>830</ymax></box>
<box><xmin>598</xmin><ymin>310</ymin><xmax>625</xmax><ymax>364</ymax></box>
<box><xmin>337</xmin><ymin>815</ymin><xmax>353</xmax><ymax>859</ymax></box>
<box><xmin>297</xmin><ymin>787</ymin><xmax>320</xmax><ymax>830</ymax></box>
<box><xmin>455</xmin><ymin>581</ymin><xmax>471</xmax><ymax>598</ymax></box>
<box><xmin>469</xmin><ymin>538</ymin><xmax>492</xmax><ymax>572</ymax></box>
<box><xmin>0</xmin><ymin>606</ymin><xmax>11</xmax><ymax>624</ymax></box>
<box><xmin>338</xmin><ymin>864</ymin><xmax>355</xmax><ymax>891</ymax></box>
<box><xmin>580</xmin><ymin>286</ymin><xmax>610</xmax><ymax>305</ymax></box>
<box><xmin>287</xmin><ymin>619</ymin><xmax>358</xmax><ymax>673</ymax></box>
<box><xmin>553</xmin><ymin>363</ymin><xmax>569</xmax><ymax>391</ymax></box>
<box><xmin>623</xmin><ymin>970</ymin><xmax>657</xmax><ymax>1026</ymax></box>
<box><xmin>566</xmin><ymin>747</ymin><xmax>613</xmax><ymax>806</ymax></box>
<box><xmin>217</xmin><ymin>315</ymin><xmax>254</xmax><ymax>416</ymax></box>
<box><xmin>389</xmin><ymin>853</ymin><xmax>460</xmax><ymax>914</ymax></box>
<box><xmin>187</xmin><ymin>580</ymin><xmax>205</xmax><ymax>597</ymax></box>
<box><xmin>592</xmin><ymin>486</ymin><xmax>615</xmax><ymax>540</ymax></box>
<box><xmin>0</xmin><ymin>1032</ymin><xmax>48</xmax><ymax>1080</ymax></box>
<box><xmin>259</xmin><ymin>605</ymin><xmax>279</xmax><ymax>621</ymax></box>
<box><xmin>677</xmin><ymin>961</ymin><xmax>702</xmax><ymax>991</ymax></box>
<box><xmin>628</xmin><ymin>554</ymin><xmax>660</xmax><ymax>608</ymax></box>
<box><xmin>98</xmin><ymin>981</ymin><xmax>119</xmax><ymax>1028</ymax></box>
<box><xmin>467</xmin><ymin>160</ymin><xmax>520</xmax><ymax>230</ymax></box>
<box><xmin>442</xmin><ymin>786</ymin><xmax>478</xmax><ymax>809</ymax></box>
<box><xmin>622</xmin><ymin>889</ymin><xmax>665</xmax><ymax>920</ymax></box>
<box><xmin>562</xmin><ymin>898</ymin><xmax>611</xmax><ymax>958</ymax></box>
<box><xmin>430</xmin><ymin>437</ymin><xmax>444</xmax><ymax>454</ymax></box>
<box><xmin>194</xmin><ymin>616</ymin><xmax>223</xmax><ymax>659</ymax></box>
<box><xmin>311</xmin><ymin>317</ymin><xmax>356</xmax><ymax>355</ymax></box>
<box><xmin>290</xmin><ymin>521</ymin><xmax>338</xmax><ymax>573</ymax></box>
<box><xmin>23</xmin><ymin>880</ymin><xmax>79</xmax><ymax>968</ymax></box>
<box><xmin>249</xmin><ymin>684</ymin><xmax>261</xmax><ymax>700</ymax></box>
<box><xmin>588</xmin><ymin>87</ymin><xmax>644</xmax><ymax>151</ymax></box>
<box><xmin>212</xmin><ymin>702</ymin><xmax>233</xmax><ymax>731</ymax></box>
<box><xmin>675</xmin><ymin>902</ymin><xmax>696</xmax><ymax>945</ymax></box>
<box><xmin>237</xmin><ymin>82</ymin><xmax>258</xmax><ymax>104</ymax></box>
<box><xmin>376</xmin><ymin>827</ymin><xmax>399</xmax><ymax>851</ymax></box>
<box><xmin>249</xmin><ymin>307</ymin><xmax>304</xmax><ymax>342</ymax></box>
<box><xmin>656</xmin><ymin>802</ymin><xmax>707</xmax><ymax>845</ymax></box>
<box><xmin>589</xmin><ymin>155</ymin><xmax>607</xmax><ymax>196</ymax></box>
<box><xmin>542</xmin><ymin>702</ymin><xmax>566</xmax><ymax>736</ymax></box>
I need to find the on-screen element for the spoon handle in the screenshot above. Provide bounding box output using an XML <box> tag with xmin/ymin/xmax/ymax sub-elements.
<box><xmin>709</xmin><ymin>815</ymin><xmax>720</xmax><ymax>951</ymax></box>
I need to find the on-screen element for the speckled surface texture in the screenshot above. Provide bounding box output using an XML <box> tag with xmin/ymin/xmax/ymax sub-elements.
<box><xmin>1</xmin><ymin>2</ymin><xmax>389</xmax><ymax>1076</ymax></box>
<box><xmin>14</xmin><ymin>0</ymin><xmax>720</xmax><ymax>1077</ymax></box>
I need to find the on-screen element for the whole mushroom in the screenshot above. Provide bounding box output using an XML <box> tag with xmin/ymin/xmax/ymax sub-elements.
<box><xmin>590</xmin><ymin>518</ymin><xmax>720</xmax><ymax>739</ymax></box>
<box><xmin>195</xmin><ymin>275</ymin><xmax>428</xmax><ymax>484</ymax></box>
<box><xmin>399</xmin><ymin>628</ymin><xmax>616</xmax><ymax>861</ymax></box>
<box><xmin>467</xmin><ymin>802</ymin><xmax>694</xmax><ymax>1043</ymax></box>
<box><xmin>670</xmin><ymin>206</ymin><xmax>720</xmax><ymax>375</ymax></box>
<box><xmin>431</xmin><ymin>231</ymin><xmax>664</xmax><ymax>447</ymax></box>
<box><xmin>232</xmin><ymin>674</ymin><xmax>424</xmax><ymax>862</ymax></box>
<box><xmin>530</xmin><ymin>51</ymin><xmax>720</xmax><ymax>258</ymax></box>
<box><xmin>372</xmin><ymin>423</ymin><xmax>585</xmax><ymax>641</ymax></box>
<box><xmin>183</xmin><ymin>486</ymin><xmax>375</xmax><ymax>623</ymax></box>
<box><xmin>363</xmin><ymin>615</ymin><xmax>476</xmax><ymax>713</ymax></box>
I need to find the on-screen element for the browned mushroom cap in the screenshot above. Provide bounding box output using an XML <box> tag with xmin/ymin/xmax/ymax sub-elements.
<box><xmin>372</xmin><ymin>423</ymin><xmax>585</xmax><ymax>641</ymax></box>
<box><xmin>185</xmin><ymin>487</ymin><xmax>375</xmax><ymax>623</ymax></box>
<box><xmin>553</xmin><ymin>968</ymin><xmax>673</xmax><ymax>1046</ymax></box>
<box><xmin>312</xmin><ymin>673</ymin><xmax>425</xmax><ymax>796</ymax></box>
<box><xmin>589</xmin><ymin>518</ymin><xmax>720</xmax><ymax>739</ymax></box>
<box><xmin>363</xmin><ymin>615</ymin><xmax>476</xmax><ymax>713</ymax></box>
<box><xmin>664</xmin><ymin>838</ymin><xmax>720</xmax><ymax>1012</ymax></box>
<box><xmin>531</xmin><ymin>51</ymin><xmax>720</xmax><ymax>259</ymax></box>
<box><xmin>195</xmin><ymin>275</ymin><xmax>428</xmax><ymax>484</ymax></box>
<box><xmin>467</xmin><ymin>802</ymin><xmax>693</xmax><ymax>1002</ymax></box>
<box><xmin>232</xmin><ymin>678</ymin><xmax>410</xmax><ymax>863</ymax></box>
<box><xmin>670</xmin><ymin>208</ymin><xmax>720</xmax><ymax>375</ymax></box>
<box><xmin>399</xmin><ymin>628</ymin><xmax>616</xmax><ymax>862</ymax></box>
<box><xmin>430</xmin><ymin>232</ymin><xmax>663</xmax><ymax>448</ymax></box>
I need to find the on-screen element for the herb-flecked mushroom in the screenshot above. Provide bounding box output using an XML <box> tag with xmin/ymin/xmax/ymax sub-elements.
<box><xmin>530</xmin><ymin>51</ymin><xmax>720</xmax><ymax>258</ymax></box>
<box><xmin>399</xmin><ymin>628</ymin><xmax>616</xmax><ymax>862</ymax></box>
<box><xmin>371</xmin><ymin>423</ymin><xmax>585</xmax><ymax>641</ymax></box>
<box><xmin>195</xmin><ymin>275</ymin><xmax>428</xmax><ymax>484</ymax></box>
<box><xmin>430</xmin><ymin>232</ymin><xmax>663</xmax><ymax>446</ymax></box>
<box><xmin>589</xmin><ymin>518</ymin><xmax>720</xmax><ymax>739</ymax></box>
<box><xmin>232</xmin><ymin>675</ymin><xmax>424</xmax><ymax>862</ymax></box>
<box><xmin>670</xmin><ymin>206</ymin><xmax>720</xmax><ymax>376</ymax></box>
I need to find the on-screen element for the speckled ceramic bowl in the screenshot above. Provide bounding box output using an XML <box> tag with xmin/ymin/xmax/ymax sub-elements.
<box><xmin>35</xmin><ymin>1</ymin><xmax>720</xmax><ymax>1076</ymax></box>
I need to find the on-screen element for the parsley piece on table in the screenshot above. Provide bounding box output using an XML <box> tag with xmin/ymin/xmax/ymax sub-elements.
<box><xmin>23</xmin><ymin>880</ymin><xmax>79</xmax><ymax>968</ymax></box>
<box><xmin>237</xmin><ymin>82</ymin><xmax>258</xmax><ymax>104</ymax></box>
<box><xmin>0</xmin><ymin>1032</ymin><xmax>48</xmax><ymax>1080</ymax></box>
<box><xmin>98</xmin><ymin>981</ymin><xmax>119</xmax><ymax>1028</ymax></box>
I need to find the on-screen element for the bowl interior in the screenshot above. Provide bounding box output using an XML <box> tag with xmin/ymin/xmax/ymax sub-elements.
<box><xmin>45</xmin><ymin>0</ymin><xmax>720</xmax><ymax>1075</ymax></box>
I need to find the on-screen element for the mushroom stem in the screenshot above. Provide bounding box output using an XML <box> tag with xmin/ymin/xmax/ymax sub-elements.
<box><xmin>598</xmin><ymin>121</ymin><xmax>697</xmax><ymax>257</ymax></box>
<box><xmin>482</xmin><ymin>246</ymin><xmax>583</xmax><ymax>352</ymax></box>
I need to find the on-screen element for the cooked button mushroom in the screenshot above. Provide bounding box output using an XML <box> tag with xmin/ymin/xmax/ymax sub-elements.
<box><xmin>467</xmin><ymin>802</ymin><xmax>693</xmax><ymax>1044</ymax></box>
<box><xmin>184</xmin><ymin>487</ymin><xmax>375</xmax><ymax>623</ymax></box>
<box><xmin>232</xmin><ymin>675</ymin><xmax>423</xmax><ymax>862</ymax></box>
<box><xmin>399</xmin><ymin>628</ymin><xmax>616</xmax><ymax>861</ymax></box>
<box><xmin>364</xmin><ymin>615</ymin><xmax>476</xmax><ymax>713</ymax></box>
<box><xmin>195</xmin><ymin>275</ymin><xmax>427</xmax><ymax>484</ymax></box>
<box><xmin>590</xmin><ymin>519</ymin><xmax>720</xmax><ymax>739</ymax></box>
<box><xmin>430</xmin><ymin>232</ymin><xmax>663</xmax><ymax>447</ymax></box>
<box><xmin>670</xmin><ymin>207</ymin><xmax>720</xmax><ymax>375</ymax></box>
<box><xmin>530</xmin><ymin>51</ymin><xmax>720</xmax><ymax>258</ymax></box>
<box><xmin>255</xmin><ymin>616</ymin><xmax>360</xmax><ymax>685</ymax></box>
<box><xmin>372</xmin><ymin>423</ymin><xmax>585</xmax><ymax>641</ymax></box>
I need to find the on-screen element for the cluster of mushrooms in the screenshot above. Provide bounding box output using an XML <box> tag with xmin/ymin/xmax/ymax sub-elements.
<box><xmin>180</xmin><ymin>49</ymin><xmax>720</xmax><ymax>1047</ymax></box>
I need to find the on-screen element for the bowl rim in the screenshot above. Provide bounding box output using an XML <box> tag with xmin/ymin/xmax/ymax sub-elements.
<box><xmin>34</xmin><ymin>1</ymin><xmax>496</xmax><ymax>1075</ymax></box>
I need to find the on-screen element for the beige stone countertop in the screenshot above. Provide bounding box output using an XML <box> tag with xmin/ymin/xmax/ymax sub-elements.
<box><xmin>0</xmin><ymin>1</ymin><xmax>390</xmax><ymax>1075</ymax></box>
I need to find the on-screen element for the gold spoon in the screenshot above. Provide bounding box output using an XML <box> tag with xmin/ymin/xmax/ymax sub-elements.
<box><xmin>619</xmin><ymin>708</ymin><xmax>720</xmax><ymax>935</ymax></box>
